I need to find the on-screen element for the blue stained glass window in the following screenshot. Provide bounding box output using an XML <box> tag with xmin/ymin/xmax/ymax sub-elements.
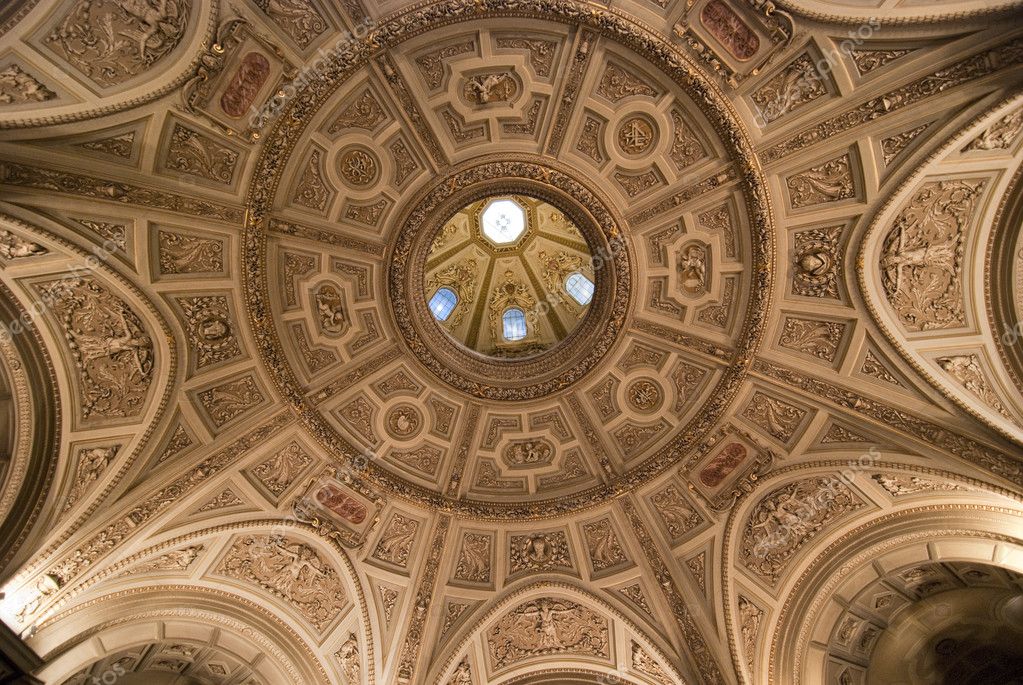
<box><xmin>502</xmin><ymin>307</ymin><xmax>527</xmax><ymax>341</ymax></box>
<box><xmin>429</xmin><ymin>287</ymin><xmax>458</xmax><ymax>321</ymax></box>
<box><xmin>565</xmin><ymin>272</ymin><xmax>594</xmax><ymax>305</ymax></box>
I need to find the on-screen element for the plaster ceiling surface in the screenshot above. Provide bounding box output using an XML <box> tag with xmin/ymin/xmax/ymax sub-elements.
<box><xmin>0</xmin><ymin>1</ymin><xmax>1021</xmax><ymax>685</ymax></box>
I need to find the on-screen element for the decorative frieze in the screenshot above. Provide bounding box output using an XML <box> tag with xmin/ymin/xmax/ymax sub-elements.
<box><xmin>164</xmin><ymin>124</ymin><xmax>238</xmax><ymax>185</ymax></box>
<box><xmin>372</xmin><ymin>513</ymin><xmax>419</xmax><ymax>567</ymax></box>
<box><xmin>582</xmin><ymin>518</ymin><xmax>629</xmax><ymax>571</ymax></box>
<box><xmin>62</xmin><ymin>446</ymin><xmax>119</xmax><ymax>513</ymax></box>
<box><xmin>779</xmin><ymin>317</ymin><xmax>846</xmax><ymax>362</ymax></box>
<box><xmin>751</xmin><ymin>53</ymin><xmax>826</xmax><ymax>125</ymax></box>
<box><xmin>454</xmin><ymin>532</ymin><xmax>492</xmax><ymax>583</ymax></box>
<box><xmin>253</xmin><ymin>0</ymin><xmax>326</xmax><ymax>48</ymax></box>
<box><xmin>251</xmin><ymin>442</ymin><xmax>313</xmax><ymax>497</ymax></box>
<box><xmin>0</xmin><ymin>229</ymin><xmax>46</xmax><ymax>259</ymax></box>
<box><xmin>786</xmin><ymin>154</ymin><xmax>855</xmax><ymax>208</ymax></box>
<box><xmin>742</xmin><ymin>391</ymin><xmax>807</xmax><ymax>444</ymax></box>
<box><xmin>0</xmin><ymin>64</ymin><xmax>56</xmax><ymax>103</ymax></box>
<box><xmin>965</xmin><ymin>106</ymin><xmax>1023</xmax><ymax>151</ymax></box>
<box><xmin>597</xmin><ymin>63</ymin><xmax>657</xmax><ymax>102</ymax></box>
<box><xmin>197</xmin><ymin>376</ymin><xmax>263</xmax><ymax>427</ymax></box>
<box><xmin>158</xmin><ymin>231</ymin><xmax>224</xmax><ymax>274</ymax></box>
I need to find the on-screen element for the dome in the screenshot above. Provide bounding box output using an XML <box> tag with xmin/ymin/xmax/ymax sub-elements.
<box><xmin>0</xmin><ymin>1</ymin><xmax>1021</xmax><ymax>684</ymax></box>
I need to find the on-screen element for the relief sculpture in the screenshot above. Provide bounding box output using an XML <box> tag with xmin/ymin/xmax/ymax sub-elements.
<box><xmin>487</xmin><ymin>598</ymin><xmax>609</xmax><ymax>667</ymax></box>
<box><xmin>37</xmin><ymin>277</ymin><xmax>154</xmax><ymax>420</ymax></box>
<box><xmin>880</xmin><ymin>180</ymin><xmax>983</xmax><ymax>331</ymax></box>
<box><xmin>46</xmin><ymin>0</ymin><xmax>191</xmax><ymax>87</ymax></box>
<box><xmin>218</xmin><ymin>535</ymin><xmax>346</xmax><ymax>632</ymax></box>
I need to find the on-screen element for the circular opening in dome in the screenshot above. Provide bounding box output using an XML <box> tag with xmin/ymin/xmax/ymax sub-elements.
<box><xmin>424</xmin><ymin>194</ymin><xmax>596</xmax><ymax>359</ymax></box>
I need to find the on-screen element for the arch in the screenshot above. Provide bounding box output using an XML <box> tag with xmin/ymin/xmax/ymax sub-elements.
<box><xmin>430</xmin><ymin>580</ymin><xmax>690</xmax><ymax>685</ymax></box>
<box><xmin>770</xmin><ymin>0</ymin><xmax>1022</xmax><ymax>24</ymax></box>
<box><xmin>30</xmin><ymin>586</ymin><xmax>332</xmax><ymax>685</ymax></box>
<box><xmin>0</xmin><ymin>208</ymin><xmax>178</xmax><ymax>574</ymax></box>
<box><xmin>770</xmin><ymin>509</ymin><xmax>1023</xmax><ymax>684</ymax></box>
<box><xmin>504</xmin><ymin>668</ymin><xmax>648</xmax><ymax>684</ymax></box>
<box><xmin>722</xmin><ymin>459</ymin><xmax>1023</xmax><ymax>684</ymax></box>
<box><xmin>21</xmin><ymin>518</ymin><xmax>376</xmax><ymax>684</ymax></box>
<box><xmin>0</xmin><ymin>280</ymin><xmax>58</xmax><ymax>575</ymax></box>
<box><xmin>859</xmin><ymin>94</ymin><xmax>1023</xmax><ymax>446</ymax></box>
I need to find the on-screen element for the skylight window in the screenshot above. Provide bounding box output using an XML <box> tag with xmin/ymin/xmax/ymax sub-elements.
<box><xmin>429</xmin><ymin>287</ymin><xmax>458</xmax><ymax>321</ymax></box>
<box><xmin>481</xmin><ymin>199</ymin><xmax>526</xmax><ymax>245</ymax></box>
<box><xmin>502</xmin><ymin>307</ymin><xmax>527</xmax><ymax>341</ymax></box>
<box><xmin>565</xmin><ymin>272</ymin><xmax>594</xmax><ymax>305</ymax></box>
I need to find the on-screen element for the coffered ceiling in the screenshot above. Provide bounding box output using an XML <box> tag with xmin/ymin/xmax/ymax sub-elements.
<box><xmin>0</xmin><ymin>1</ymin><xmax>1022</xmax><ymax>684</ymax></box>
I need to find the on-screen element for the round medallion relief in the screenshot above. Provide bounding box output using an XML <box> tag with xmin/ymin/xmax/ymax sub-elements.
<box><xmin>617</xmin><ymin>116</ymin><xmax>656</xmax><ymax>156</ymax></box>
<box><xmin>337</xmin><ymin>146</ymin><xmax>379</xmax><ymax>187</ymax></box>
<box><xmin>385</xmin><ymin>404</ymin><xmax>423</xmax><ymax>440</ymax></box>
<box><xmin>626</xmin><ymin>378</ymin><xmax>664</xmax><ymax>413</ymax></box>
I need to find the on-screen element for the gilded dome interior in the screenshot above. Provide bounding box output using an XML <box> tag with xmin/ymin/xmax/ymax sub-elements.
<box><xmin>0</xmin><ymin>1</ymin><xmax>1021</xmax><ymax>684</ymax></box>
<box><xmin>424</xmin><ymin>194</ymin><xmax>595</xmax><ymax>358</ymax></box>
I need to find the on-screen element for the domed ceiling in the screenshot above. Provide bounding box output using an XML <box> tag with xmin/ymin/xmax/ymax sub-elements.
<box><xmin>0</xmin><ymin>1</ymin><xmax>1021</xmax><ymax>685</ymax></box>
<box><xmin>424</xmin><ymin>194</ymin><xmax>595</xmax><ymax>358</ymax></box>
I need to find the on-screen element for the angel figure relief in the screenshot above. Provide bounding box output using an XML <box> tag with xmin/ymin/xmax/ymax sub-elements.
<box><xmin>46</xmin><ymin>0</ymin><xmax>191</xmax><ymax>87</ymax></box>
<box><xmin>880</xmin><ymin>180</ymin><xmax>983</xmax><ymax>331</ymax></box>
<box><xmin>39</xmin><ymin>277</ymin><xmax>154</xmax><ymax>420</ymax></box>
<box><xmin>220</xmin><ymin>535</ymin><xmax>346</xmax><ymax>631</ymax></box>
<box><xmin>488</xmin><ymin>598</ymin><xmax>609</xmax><ymax>666</ymax></box>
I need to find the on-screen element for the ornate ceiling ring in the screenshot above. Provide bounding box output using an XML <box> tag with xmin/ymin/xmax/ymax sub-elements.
<box><xmin>390</xmin><ymin>155</ymin><xmax>630</xmax><ymax>399</ymax></box>
<box><xmin>986</xmin><ymin>160</ymin><xmax>1023</xmax><ymax>397</ymax></box>
<box><xmin>243</xmin><ymin>0</ymin><xmax>775</xmax><ymax>518</ymax></box>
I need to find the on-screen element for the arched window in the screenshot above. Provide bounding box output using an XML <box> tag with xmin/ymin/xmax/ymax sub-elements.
<box><xmin>429</xmin><ymin>287</ymin><xmax>458</xmax><ymax>321</ymax></box>
<box><xmin>502</xmin><ymin>307</ymin><xmax>527</xmax><ymax>341</ymax></box>
<box><xmin>565</xmin><ymin>272</ymin><xmax>594</xmax><ymax>305</ymax></box>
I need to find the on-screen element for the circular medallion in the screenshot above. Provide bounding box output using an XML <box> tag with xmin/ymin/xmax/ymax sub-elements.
<box><xmin>626</xmin><ymin>378</ymin><xmax>664</xmax><ymax>413</ymax></box>
<box><xmin>386</xmin><ymin>404</ymin><xmax>423</xmax><ymax>439</ymax></box>
<box><xmin>617</xmin><ymin>116</ymin><xmax>655</xmax><ymax>155</ymax></box>
<box><xmin>337</xmin><ymin>146</ymin><xmax>378</xmax><ymax>187</ymax></box>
